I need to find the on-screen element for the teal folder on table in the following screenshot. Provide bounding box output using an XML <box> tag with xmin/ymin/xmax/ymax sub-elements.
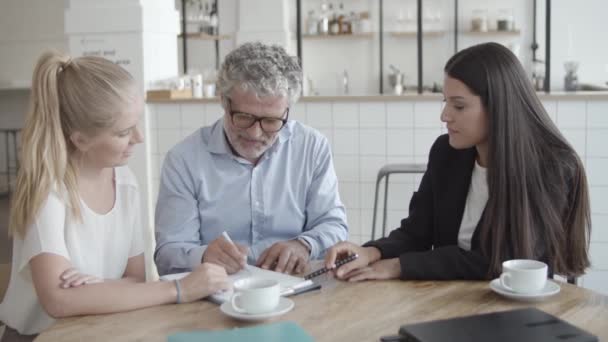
<box><xmin>167</xmin><ymin>321</ymin><xmax>314</xmax><ymax>342</ymax></box>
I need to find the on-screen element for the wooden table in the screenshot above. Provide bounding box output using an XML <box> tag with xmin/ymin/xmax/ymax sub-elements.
<box><xmin>37</xmin><ymin>279</ymin><xmax>608</xmax><ymax>341</ymax></box>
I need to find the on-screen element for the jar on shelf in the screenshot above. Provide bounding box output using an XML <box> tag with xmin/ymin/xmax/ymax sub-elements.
<box><xmin>471</xmin><ymin>9</ymin><xmax>488</xmax><ymax>32</ymax></box>
<box><xmin>497</xmin><ymin>9</ymin><xmax>514</xmax><ymax>31</ymax></box>
<box><xmin>306</xmin><ymin>10</ymin><xmax>318</xmax><ymax>35</ymax></box>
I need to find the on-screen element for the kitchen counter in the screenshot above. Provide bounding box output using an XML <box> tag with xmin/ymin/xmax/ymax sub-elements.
<box><xmin>146</xmin><ymin>91</ymin><xmax>608</xmax><ymax>103</ymax></box>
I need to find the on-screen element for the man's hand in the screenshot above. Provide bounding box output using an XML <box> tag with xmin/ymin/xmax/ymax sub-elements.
<box><xmin>339</xmin><ymin>258</ymin><xmax>401</xmax><ymax>282</ymax></box>
<box><xmin>256</xmin><ymin>240</ymin><xmax>310</xmax><ymax>274</ymax></box>
<box><xmin>202</xmin><ymin>236</ymin><xmax>249</xmax><ymax>274</ymax></box>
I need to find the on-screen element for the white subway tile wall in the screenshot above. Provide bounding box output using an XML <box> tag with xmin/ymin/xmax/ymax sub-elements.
<box><xmin>590</xmin><ymin>242</ymin><xmax>608</xmax><ymax>270</ymax></box>
<box><xmin>332</xmin><ymin>102</ymin><xmax>359</xmax><ymax>128</ymax></box>
<box><xmin>148</xmin><ymin>98</ymin><xmax>608</xmax><ymax>295</ymax></box>
<box><xmin>587</xmin><ymin>129</ymin><xmax>608</xmax><ymax>158</ymax></box>
<box><xmin>359</xmin><ymin>129</ymin><xmax>387</xmax><ymax>155</ymax></box>
<box><xmin>587</xmin><ymin>101</ymin><xmax>608</xmax><ymax>128</ymax></box>
<box><xmin>592</xmin><ymin>215</ymin><xmax>608</xmax><ymax>242</ymax></box>
<box><xmin>180</xmin><ymin>104</ymin><xmax>206</xmax><ymax>130</ymax></box>
<box><xmin>541</xmin><ymin>100</ymin><xmax>558</xmax><ymax>124</ymax></box>
<box><xmin>306</xmin><ymin>103</ymin><xmax>332</xmax><ymax>128</ymax></box>
<box><xmin>359</xmin><ymin>103</ymin><xmax>387</xmax><ymax>128</ymax></box>
<box><xmin>360</xmin><ymin>156</ymin><xmax>388</xmax><ymax>182</ymax></box>
<box><xmin>557</xmin><ymin>101</ymin><xmax>587</xmax><ymax>129</ymax></box>
<box><xmin>387</xmin><ymin>102</ymin><xmax>415</xmax><ymax>128</ymax></box>
<box><xmin>290</xmin><ymin>103</ymin><xmax>307</xmax><ymax>124</ymax></box>
<box><xmin>590</xmin><ymin>187</ymin><xmax>608</xmax><ymax>215</ymax></box>
<box><xmin>587</xmin><ymin>159</ymin><xmax>608</xmax><ymax>186</ymax></box>
<box><xmin>333</xmin><ymin>129</ymin><xmax>359</xmax><ymax>155</ymax></box>
<box><xmin>560</xmin><ymin>129</ymin><xmax>587</xmax><ymax>160</ymax></box>
<box><xmin>205</xmin><ymin>104</ymin><xmax>223</xmax><ymax>125</ymax></box>
<box><xmin>387</xmin><ymin>129</ymin><xmax>414</xmax><ymax>156</ymax></box>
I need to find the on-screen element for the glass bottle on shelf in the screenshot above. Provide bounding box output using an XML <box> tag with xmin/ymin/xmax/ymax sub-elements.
<box><xmin>564</xmin><ymin>61</ymin><xmax>580</xmax><ymax>91</ymax></box>
<box><xmin>357</xmin><ymin>11</ymin><xmax>371</xmax><ymax>34</ymax></box>
<box><xmin>471</xmin><ymin>9</ymin><xmax>488</xmax><ymax>32</ymax></box>
<box><xmin>396</xmin><ymin>9</ymin><xmax>406</xmax><ymax>33</ymax></box>
<box><xmin>329</xmin><ymin>4</ymin><xmax>341</xmax><ymax>35</ymax></box>
<box><xmin>344</xmin><ymin>11</ymin><xmax>355</xmax><ymax>34</ymax></box>
<box><xmin>338</xmin><ymin>3</ymin><xmax>351</xmax><ymax>34</ymax></box>
<box><xmin>318</xmin><ymin>2</ymin><xmax>330</xmax><ymax>35</ymax></box>
<box><xmin>497</xmin><ymin>8</ymin><xmax>514</xmax><ymax>31</ymax></box>
<box><xmin>405</xmin><ymin>9</ymin><xmax>415</xmax><ymax>32</ymax></box>
<box><xmin>208</xmin><ymin>2</ymin><xmax>218</xmax><ymax>36</ymax></box>
<box><xmin>307</xmin><ymin>10</ymin><xmax>318</xmax><ymax>35</ymax></box>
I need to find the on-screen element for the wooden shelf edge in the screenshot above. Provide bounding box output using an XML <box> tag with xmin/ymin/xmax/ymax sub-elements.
<box><xmin>463</xmin><ymin>30</ymin><xmax>521</xmax><ymax>36</ymax></box>
<box><xmin>302</xmin><ymin>33</ymin><xmax>375</xmax><ymax>40</ymax></box>
<box><xmin>146</xmin><ymin>89</ymin><xmax>192</xmax><ymax>101</ymax></box>
<box><xmin>178</xmin><ymin>33</ymin><xmax>232</xmax><ymax>40</ymax></box>
<box><xmin>390</xmin><ymin>31</ymin><xmax>446</xmax><ymax>37</ymax></box>
<box><xmin>0</xmin><ymin>80</ymin><xmax>30</xmax><ymax>90</ymax></box>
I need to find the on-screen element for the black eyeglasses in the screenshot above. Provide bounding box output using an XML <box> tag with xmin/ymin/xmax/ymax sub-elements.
<box><xmin>227</xmin><ymin>99</ymin><xmax>289</xmax><ymax>133</ymax></box>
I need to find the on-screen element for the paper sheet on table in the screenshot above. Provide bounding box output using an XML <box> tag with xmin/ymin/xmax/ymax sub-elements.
<box><xmin>160</xmin><ymin>265</ymin><xmax>306</xmax><ymax>304</ymax></box>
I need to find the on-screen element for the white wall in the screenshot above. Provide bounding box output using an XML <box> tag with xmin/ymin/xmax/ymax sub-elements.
<box><xmin>549</xmin><ymin>0</ymin><xmax>608</xmax><ymax>90</ymax></box>
<box><xmin>0</xmin><ymin>0</ymin><xmax>67</xmax><ymax>88</ymax></box>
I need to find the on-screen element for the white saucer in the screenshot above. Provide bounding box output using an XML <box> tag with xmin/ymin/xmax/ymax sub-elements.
<box><xmin>490</xmin><ymin>278</ymin><xmax>560</xmax><ymax>301</ymax></box>
<box><xmin>220</xmin><ymin>297</ymin><xmax>295</xmax><ymax>322</ymax></box>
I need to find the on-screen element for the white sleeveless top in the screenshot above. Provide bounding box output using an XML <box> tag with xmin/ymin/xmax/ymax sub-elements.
<box><xmin>0</xmin><ymin>166</ymin><xmax>144</xmax><ymax>335</ymax></box>
<box><xmin>457</xmin><ymin>161</ymin><xmax>488</xmax><ymax>251</ymax></box>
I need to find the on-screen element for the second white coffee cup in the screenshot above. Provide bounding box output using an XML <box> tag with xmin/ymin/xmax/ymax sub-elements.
<box><xmin>500</xmin><ymin>259</ymin><xmax>548</xmax><ymax>294</ymax></box>
<box><xmin>230</xmin><ymin>278</ymin><xmax>280</xmax><ymax>315</ymax></box>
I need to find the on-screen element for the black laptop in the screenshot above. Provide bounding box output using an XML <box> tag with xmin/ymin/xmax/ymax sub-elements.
<box><xmin>390</xmin><ymin>307</ymin><xmax>597</xmax><ymax>342</ymax></box>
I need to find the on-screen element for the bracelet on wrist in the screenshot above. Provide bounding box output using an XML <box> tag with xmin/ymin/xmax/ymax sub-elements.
<box><xmin>174</xmin><ymin>279</ymin><xmax>182</xmax><ymax>304</ymax></box>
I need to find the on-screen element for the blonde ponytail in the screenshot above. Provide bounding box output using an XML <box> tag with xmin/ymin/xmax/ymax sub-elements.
<box><xmin>9</xmin><ymin>50</ymin><xmax>136</xmax><ymax>238</ymax></box>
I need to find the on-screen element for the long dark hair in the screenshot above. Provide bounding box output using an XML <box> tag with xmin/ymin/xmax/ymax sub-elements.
<box><xmin>444</xmin><ymin>42</ymin><xmax>591</xmax><ymax>278</ymax></box>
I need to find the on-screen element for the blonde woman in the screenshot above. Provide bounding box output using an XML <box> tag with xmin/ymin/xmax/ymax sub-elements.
<box><xmin>0</xmin><ymin>52</ymin><xmax>230</xmax><ymax>340</ymax></box>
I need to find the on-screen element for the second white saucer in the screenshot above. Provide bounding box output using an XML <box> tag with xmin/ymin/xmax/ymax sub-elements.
<box><xmin>490</xmin><ymin>278</ymin><xmax>560</xmax><ymax>302</ymax></box>
<box><xmin>220</xmin><ymin>297</ymin><xmax>295</xmax><ymax>322</ymax></box>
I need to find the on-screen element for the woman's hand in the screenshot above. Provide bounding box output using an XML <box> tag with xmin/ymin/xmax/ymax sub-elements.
<box><xmin>324</xmin><ymin>241</ymin><xmax>382</xmax><ymax>279</ymax></box>
<box><xmin>179</xmin><ymin>263</ymin><xmax>232</xmax><ymax>303</ymax></box>
<box><xmin>339</xmin><ymin>258</ymin><xmax>402</xmax><ymax>282</ymax></box>
<box><xmin>59</xmin><ymin>268</ymin><xmax>103</xmax><ymax>288</ymax></box>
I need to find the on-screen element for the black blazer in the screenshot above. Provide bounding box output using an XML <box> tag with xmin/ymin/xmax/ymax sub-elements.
<box><xmin>364</xmin><ymin>134</ymin><xmax>490</xmax><ymax>280</ymax></box>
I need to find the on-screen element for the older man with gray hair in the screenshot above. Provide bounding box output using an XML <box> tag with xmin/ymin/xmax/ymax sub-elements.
<box><xmin>154</xmin><ymin>42</ymin><xmax>348</xmax><ymax>276</ymax></box>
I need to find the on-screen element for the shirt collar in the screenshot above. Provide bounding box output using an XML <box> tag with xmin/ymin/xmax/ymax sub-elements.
<box><xmin>205</xmin><ymin>117</ymin><xmax>294</xmax><ymax>157</ymax></box>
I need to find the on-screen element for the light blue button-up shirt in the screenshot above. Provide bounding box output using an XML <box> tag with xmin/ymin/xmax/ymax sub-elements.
<box><xmin>154</xmin><ymin>118</ymin><xmax>348</xmax><ymax>275</ymax></box>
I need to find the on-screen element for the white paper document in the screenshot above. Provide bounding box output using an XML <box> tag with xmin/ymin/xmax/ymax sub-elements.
<box><xmin>160</xmin><ymin>265</ymin><xmax>308</xmax><ymax>304</ymax></box>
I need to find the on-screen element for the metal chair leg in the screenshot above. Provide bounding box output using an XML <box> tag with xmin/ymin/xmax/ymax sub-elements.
<box><xmin>4</xmin><ymin>133</ymin><xmax>9</xmax><ymax>197</ymax></box>
<box><xmin>371</xmin><ymin>175</ymin><xmax>383</xmax><ymax>240</ymax></box>
<box><xmin>382</xmin><ymin>174</ymin><xmax>390</xmax><ymax>238</ymax></box>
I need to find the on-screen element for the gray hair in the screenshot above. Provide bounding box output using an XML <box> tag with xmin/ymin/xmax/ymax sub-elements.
<box><xmin>217</xmin><ymin>42</ymin><xmax>302</xmax><ymax>106</ymax></box>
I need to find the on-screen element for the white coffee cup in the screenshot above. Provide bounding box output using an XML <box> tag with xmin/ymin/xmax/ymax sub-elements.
<box><xmin>500</xmin><ymin>259</ymin><xmax>548</xmax><ymax>294</ymax></box>
<box><xmin>230</xmin><ymin>278</ymin><xmax>280</xmax><ymax>315</ymax></box>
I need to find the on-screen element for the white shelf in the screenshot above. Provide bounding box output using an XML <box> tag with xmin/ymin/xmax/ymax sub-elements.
<box><xmin>302</xmin><ymin>32</ymin><xmax>375</xmax><ymax>40</ymax></box>
<box><xmin>178</xmin><ymin>33</ymin><xmax>232</xmax><ymax>40</ymax></box>
<box><xmin>389</xmin><ymin>31</ymin><xmax>446</xmax><ymax>37</ymax></box>
<box><xmin>0</xmin><ymin>80</ymin><xmax>30</xmax><ymax>90</ymax></box>
<box><xmin>463</xmin><ymin>30</ymin><xmax>521</xmax><ymax>36</ymax></box>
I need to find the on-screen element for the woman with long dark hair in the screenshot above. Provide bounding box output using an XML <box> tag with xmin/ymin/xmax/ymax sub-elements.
<box><xmin>325</xmin><ymin>42</ymin><xmax>591</xmax><ymax>281</ymax></box>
